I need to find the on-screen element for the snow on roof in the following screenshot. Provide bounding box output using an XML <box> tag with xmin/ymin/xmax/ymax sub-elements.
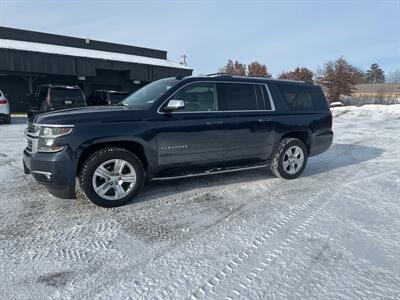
<box><xmin>0</xmin><ymin>38</ymin><xmax>190</xmax><ymax>70</ymax></box>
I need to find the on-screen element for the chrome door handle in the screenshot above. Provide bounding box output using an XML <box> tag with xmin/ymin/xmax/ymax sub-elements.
<box><xmin>258</xmin><ymin>118</ymin><xmax>272</xmax><ymax>122</ymax></box>
<box><xmin>206</xmin><ymin>120</ymin><xmax>224</xmax><ymax>125</ymax></box>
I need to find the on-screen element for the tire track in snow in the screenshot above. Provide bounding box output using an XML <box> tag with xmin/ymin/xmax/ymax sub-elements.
<box><xmin>221</xmin><ymin>198</ymin><xmax>331</xmax><ymax>299</ymax></box>
<box><xmin>188</xmin><ymin>192</ymin><xmax>324</xmax><ymax>300</ymax></box>
<box><xmin>187</xmin><ymin>170</ymin><xmax>395</xmax><ymax>300</ymax></box>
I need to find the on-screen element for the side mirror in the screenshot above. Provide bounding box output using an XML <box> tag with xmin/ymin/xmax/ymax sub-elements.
<box><xmin>164</xmin><ymin>99</ymin><xmax>185</xmax><ymax>111</ymax></box>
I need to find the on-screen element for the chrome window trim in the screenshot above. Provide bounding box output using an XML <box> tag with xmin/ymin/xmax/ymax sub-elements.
<box><xmin>263</xmin><ymin>84</ymin><xmax>276</xmax><ymax>111</ymax></box>
<box><xmin>157</xmin><ymin>80</ymin><xmax>276</xmax><ymax>114</ymax></box>
<box><xmin>34</xmin><ymin>123</ymin><xmax>75</xmax><ymax>128</ymax></box>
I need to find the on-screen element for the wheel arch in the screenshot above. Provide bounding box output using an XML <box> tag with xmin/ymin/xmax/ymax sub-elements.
<box><xmin>76</xmin><ymin>139</ymin><xmax>152</xmax><ymax>176</ymax></box>
<box><xmin>280</xmin><ymin>131</ymin><xmax>311</xmax><ymax>154</ymax></box>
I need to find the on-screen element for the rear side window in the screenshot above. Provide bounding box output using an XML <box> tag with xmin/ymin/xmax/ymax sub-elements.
<box><xmin>217</xmin><ymin>83</ymin><xmax>259</xmax><ymax>111</ymax></box>
<box><xmin>277</xmin><ymin>84</ymin><xmax>328</xmax><ymax>111</ymax></box>
<box><xmin>51</xmin><ymin>88</ymin><xmax>83</xmax><ymax>102</ymax></box>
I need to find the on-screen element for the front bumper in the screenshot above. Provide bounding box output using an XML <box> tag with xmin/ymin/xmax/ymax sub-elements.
<box><xmin>23</xmin><ymin>148</ymin><xmax>76</xmax><ymax>199</ymax></box>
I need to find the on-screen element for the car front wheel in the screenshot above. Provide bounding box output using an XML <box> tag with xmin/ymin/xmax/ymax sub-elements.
<box><xmin>78</xmin><ymin>147</ymin><xmax>145</xmax><ymax>207</ymax></box>
<box><xmin>270</xmin><ymin>138</ymin><xmax>308</xmax><ymax>179</ymax></box>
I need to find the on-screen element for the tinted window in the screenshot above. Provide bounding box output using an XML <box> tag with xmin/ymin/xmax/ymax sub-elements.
<box><xmin>172</xmin><ymin>82</ymin><xmax>217</xmax><ymax>112</ymax></box>
<box><xmin>217</xmin><ymin>83</ymin><xmax>258</xmax><ymax>111</ymax></box>
<box><xmin>51</xmin><ymin>88</ymin><xmax>83</xmax><ymax>102</ymax></box>
<box><xmin>277</xmin><ymin>84</ymin><xmax>328</xmax><ymax>111</ymax></box>
<box><xmin>109</xmin><ymin>92</ymin><xmax>129</xmax><ymax>104</ymax></box>
<box><xmin>38</xmin><ymin>88</ymin><xmax>48</xmax><ymax>99</ymax></box>
<box><xmin>122</xmin><ymin>78</ymin><xmax>179</xmax><ymax>109</ymax></box>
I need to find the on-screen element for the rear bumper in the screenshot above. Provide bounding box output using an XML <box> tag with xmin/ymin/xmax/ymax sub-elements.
<box><xmin>23</xmin><ymin>149</ymin><xmax>76</xmax><ymax>199</ymax></box>
<box><xmin>309</xmin><ymin>130</ymin><xmax>334</xmax><ymax>157</ymax></box>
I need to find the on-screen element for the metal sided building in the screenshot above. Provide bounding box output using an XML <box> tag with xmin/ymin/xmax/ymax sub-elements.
<box><xmin>0</xmin><ymin>26</ymin><xmax>192</xmax><ymax>112</ymax></box>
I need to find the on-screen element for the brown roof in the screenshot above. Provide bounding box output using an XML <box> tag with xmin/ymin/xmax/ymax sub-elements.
<box><xmin>355</xmin><ymin>83</ymin><xmax>400</xmax><ymax>93</ymax></box>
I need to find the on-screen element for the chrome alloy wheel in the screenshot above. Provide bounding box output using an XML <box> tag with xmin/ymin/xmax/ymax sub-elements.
<box><xmin>282</xmin><ymin>146</ymin><xmax>304</xmax><ymax>175</ymax></box>
<box><xmin>92</xmin><ymin>159</ymin><xmax>137</xmax><ymax>200</ymax></box>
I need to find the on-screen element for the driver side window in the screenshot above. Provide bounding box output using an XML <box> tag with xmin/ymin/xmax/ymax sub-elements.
<box><xmin>171</xmin><ymin>82</ymin><xmax>217</xmax><ymax>112</ymax></box>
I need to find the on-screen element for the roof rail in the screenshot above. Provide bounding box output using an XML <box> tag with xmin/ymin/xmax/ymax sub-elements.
<box><xmin>206</xmin><ymin>73</ymin><xmax>232</xmax><ymax>77</ymax></box>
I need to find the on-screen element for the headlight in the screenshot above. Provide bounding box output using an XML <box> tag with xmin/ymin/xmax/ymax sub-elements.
<box><xmin>38</xmin><ymin>125</ymin><xmax>74</xmax><ymax>152</ymax></box>
<box><xmin>39</xmin><ymin>126</ymin><xmax>74</xmax><ymax>138</ymax></box>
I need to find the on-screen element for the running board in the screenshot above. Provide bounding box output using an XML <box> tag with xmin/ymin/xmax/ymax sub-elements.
<box><xmin>152</xmin><ymin>164</ymin><xmax>268</xmax><ymax>181</ymax></box>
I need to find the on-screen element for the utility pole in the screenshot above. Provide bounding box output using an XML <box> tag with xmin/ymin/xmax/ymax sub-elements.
<box><xmin>180</xmin><ymin>54</ymin><xmax>188</xmax><ymax>67</ymax></box>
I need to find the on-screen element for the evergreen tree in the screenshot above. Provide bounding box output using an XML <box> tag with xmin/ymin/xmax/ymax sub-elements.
<box><xmin>365</xmin><ymin>63</ymin><xmax>385</xmax><ymax>83</ymax></box>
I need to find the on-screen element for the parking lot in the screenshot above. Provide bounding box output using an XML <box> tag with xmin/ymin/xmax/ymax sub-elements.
<box><xmin>0</xmin><ymin>105</ymin><xmax>399</xmax><ymax>299</ymax></box>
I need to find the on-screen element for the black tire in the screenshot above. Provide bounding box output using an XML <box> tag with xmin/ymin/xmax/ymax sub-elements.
<box><xmin>5</xmin><ymin>115</ymin><xmax>11</xmax><ymax>124</ymax></box>
<box><xmin>270</xmin><ymin>138</ymin><xmax>308</xmax><ymax>179</ymax></box>
<box><xmin>78</xmin><ymin>147</ymin><xmax>145</xmax><ymax>207</ymax></box>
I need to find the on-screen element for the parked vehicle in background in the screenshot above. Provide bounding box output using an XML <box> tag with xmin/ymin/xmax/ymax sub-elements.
<box><xmin>26</xmin><ymin>85</ymin><xmax>86</xmax><ymax>118</ymax></box>
<box><xmin>330</xmin><ymin>101</ymin><xmax>344</xmax><ymax>108</ymax></box>
<box><xmin>87</xmin><ymin>90</ymin><xmax>130</xmax><ymax>106</ymax></box>
<box><xmin>0</xmin><ymin>89</ymin><xmax>11</xmax><ymax>124</ymax></box>
<box><xmin>23</xmin><ymin>75</ymin><xmax>333</xmax><ymax>207</ymax></box>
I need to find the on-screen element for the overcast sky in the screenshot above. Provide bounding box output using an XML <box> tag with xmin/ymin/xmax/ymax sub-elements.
<box><xmin>1</xmin><ymin>0</ymin><xmax>399</xmax><ymax>76</ymax></box>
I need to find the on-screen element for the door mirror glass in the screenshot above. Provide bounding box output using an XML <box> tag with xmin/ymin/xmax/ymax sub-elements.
<box><xmin>165</xmin><ymin>99</ymin><xmax>185</xmax><ymax>111</ymax></box>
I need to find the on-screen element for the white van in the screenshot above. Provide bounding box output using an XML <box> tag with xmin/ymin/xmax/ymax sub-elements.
<box><xmin>0</xmin><ymin>89</ymin><xmax>11</xmax><ymax>124</ymax></box>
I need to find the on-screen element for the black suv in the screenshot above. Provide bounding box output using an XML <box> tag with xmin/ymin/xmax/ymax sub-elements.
<box><xmin>27</xmin><ymin>85</ymin><xmax>86</xmax><ymax>118</ymax></box>
<box><xmin>87</xmin><ymin>90</ymin><xmax>130</xmax><ymax>106</ymax></box>
<box><xmin>23</xmin><ymin>75</ymin><xmax>333</xmax><ymax>207</ymax></box>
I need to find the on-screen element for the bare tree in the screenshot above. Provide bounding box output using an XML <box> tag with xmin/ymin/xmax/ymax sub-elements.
<box><xmin>247</xmin><ymin>61</ymin><xmax>272</xmax><ymax>78</ymax></box>
<box><xmin>278</xmin><ymin>67</ymin><xmax>313</xmax><ymax>82</ymax></box>
<box><xmin>317</xmin><ymin>56</ymin><xmax>358</xmax><ymax>102</ymax></box>
<box><xmin>386</xmin><ymin>69</ymin><xmax>400</xmax><ymax>83</ymax></box>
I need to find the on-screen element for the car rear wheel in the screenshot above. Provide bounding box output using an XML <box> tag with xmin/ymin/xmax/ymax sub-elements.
<box><xmin>270</xmin><ymin>138</ymin><xmax>308</xmax><ymax>179</ymax></box>
<box><xmin>5</xmin><ymin>115</ymin><xmax>11</xmax><ymax>124</ymax></box>
<box><xmin>78</xmin><ymin>147</ymin><xmax>145</xmax><ymax>207</ymax></box>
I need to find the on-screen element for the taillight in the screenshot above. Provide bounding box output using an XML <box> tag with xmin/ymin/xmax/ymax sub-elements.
<box><xmin>0</xmin><ymin>98</ymin><xmax>7</xmax><ymax>104</ymax></box>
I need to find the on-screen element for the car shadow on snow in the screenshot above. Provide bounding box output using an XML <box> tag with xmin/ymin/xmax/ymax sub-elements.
<box><xmin>135</xmin><ymin>143</ymin><xmax>383</xmax><ymax>205</ymax></box>
<box><xmin>304</xmin><ymin>143</ymin><xmax>384</xmax><ymax>177</ymax></box>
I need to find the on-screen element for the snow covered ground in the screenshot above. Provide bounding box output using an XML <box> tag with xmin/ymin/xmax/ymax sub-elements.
<box><xmin>0</xmin><ymin>105</ymin><xmax>399</xmax><ymax>299</ymax></box>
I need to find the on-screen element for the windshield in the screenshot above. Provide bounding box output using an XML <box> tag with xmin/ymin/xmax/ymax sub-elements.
<box><xmin>121</xmin><ymin>78</ymin><xmax>180</xmax><ymax>109</ymax></box>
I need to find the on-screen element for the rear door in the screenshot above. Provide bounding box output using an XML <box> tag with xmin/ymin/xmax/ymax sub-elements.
<box><xmin>156</xmin><ymin>82</ymin><xmax>226</xmax><ymax>172</ymax></box>
<box><xmin>218</xmin><ymin>82</ymin><xmax>275</xmax><ymax>164</ymax></box>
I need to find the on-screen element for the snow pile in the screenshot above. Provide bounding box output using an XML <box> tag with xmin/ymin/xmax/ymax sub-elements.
<box><xmin>331</xmin><ymin>104</ymin><xmax>400</xmax><ymax>120</ymax></box>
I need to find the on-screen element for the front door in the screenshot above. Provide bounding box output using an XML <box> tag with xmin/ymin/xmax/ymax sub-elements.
<box><xmin>156</xmin><ymin>82</ymin><xmax>225</xmax><ymax>173</ymax></box>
